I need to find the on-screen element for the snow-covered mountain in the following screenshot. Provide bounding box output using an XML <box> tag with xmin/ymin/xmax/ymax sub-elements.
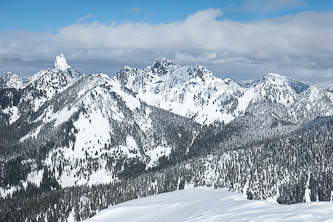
<box><xmin>0</xmin><ymin>54</ymin><xmax>83</xmax><ymax>128</ymax></box>
<box><xmin>16</xmin><ymin>73</ymin><xmax>199</xmax><ymax>188</ymax></box>
<box><xmin>0</xmin><ymin>55</ymin><xmax>200</xmax><ymax>195</ymax></box>
<box><xmin>23</xmin><ymin>53</ymin><xmax>83</xmax><ymax>112</ymax></box>
<box><xmin>85</xmin><ymin>187</ymin><xmax>333</xmax><ymax>222</ymax></box>
<box><xmin>114</xmin><ymin>60</ymin><xmax>333</xmax><ymax>125</ymax></box>
<box><xmin>247</xmin><ymin>73</ymin><xmax>333</xmax><ymax>123</ymax></box>
<box><xmin>115</xmin><ymin>59</ymin><xmax>253</xmax><ymax>125</ymax></box>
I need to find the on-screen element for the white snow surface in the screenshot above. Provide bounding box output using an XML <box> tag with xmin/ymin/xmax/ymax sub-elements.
<box><xmin>84</xmin><ymin>187</ymin><xmax>333</xmax><ymax>222</ymax></box>
<box><xmin>20</xmin><ymin>125</ymin><xmax>42</xmax><ymax>142</ymax></box>
<box><xmin>2</xmin><ymin>106</ymin><xmax>20</xmax><ymax>124</ymax></box>
<box><xmin>54</xmin><ymin>53</ymin><xmax>71</xmax><ymax>71</ymax></box>
<box><xmin>145</xmin><ymin>144</ymin><xmax>172</xmax><ymax>168</ymax></box>
<box><xmin>0</xmin><ymin>186</ymin><xmax>19</xmax><ymax>199</ymax></box>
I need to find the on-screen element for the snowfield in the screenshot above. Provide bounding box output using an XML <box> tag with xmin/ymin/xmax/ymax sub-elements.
<box><xmin>84</xmin><ymin>187</ymin><xmax>333</xmax><ymax>222</ymax></box>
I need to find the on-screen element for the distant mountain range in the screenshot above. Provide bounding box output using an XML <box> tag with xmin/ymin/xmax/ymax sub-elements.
<box><xmin>1</xmin><ymin>54</ymin><xmax>333</xmax><ymax>221</ymax></box>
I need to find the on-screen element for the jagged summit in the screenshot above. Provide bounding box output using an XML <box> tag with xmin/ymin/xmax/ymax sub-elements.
<box><xmin>0</xmin><ymin>72</ymin><xmax>25</xmax><ymax>89</ymax></box>
<box><xmin>152</xmin><ymin>58</ymin><xmax>176</xmax><ymax>68</ymax></box>
<box><xmin>22</xmin><ymin>54</ymin><xmax>82</xmax><ymax>111</ymax></box>
<box><xmin>117</xmin><ymin>58</ymin><xmax>214</xmax><ymax>83</ymax></box>
<box><xmin>54</xmin><ymin>53</ymin><xmax>71</xmax><ymax>71</ymax></box>
<box><xmin>29</xmin><ymin>54</ymin><xmax>81</xmax><ymax>84</ymax></box>
<box><xmin>152</xmin><ymin>57</ymin><xmax>176</xmax><ymax>68</ymax></box>
<box><xmin>114</xmin><ymin>59</ymin><xmax>248</xmax><ymax>125</ymax></box>
<box><xmin>150</xmin><ymin>58</ymin><xmax>179</xmax><ymax>76</ymax></box>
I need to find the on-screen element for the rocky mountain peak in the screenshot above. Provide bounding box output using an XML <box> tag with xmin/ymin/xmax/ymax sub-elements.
<box><xmin>54</xmin><ymin>53</ymin><xmax>71</xmax><ymax>71</ymax></box>
<box><xmin>150</xmin><ymin>58</ymin><xmax>179</xmax><ymax>76</ymax></box>
<box><xmin>0</xmin><ymin>72</ymin><xmax>25</xmax><ymax>89</ymax></box>
<box><xmin>187</xmin><ymin>65</ymin><xmax>215</xmax><ymax>81</ymax></box>
<box><xmin>29</xmin><ymin>54</ymin><xmax>82</xmax><ymax>84</ymax></box>
<box><xmin>152</xmin><ymin>58</ymin><xmax>175</xmax><ymax>69</ymax></box>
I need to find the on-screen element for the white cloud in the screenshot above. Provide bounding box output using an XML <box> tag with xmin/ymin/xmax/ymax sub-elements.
<box><xmin>75</xmin><ymin>14</ymin><xmax>94</xmax><ymax>24</ymax></box>
<box><xmin>0</xmin><ymin>8</ymin><xmax>333</xmax><ymax>81</ymax></box>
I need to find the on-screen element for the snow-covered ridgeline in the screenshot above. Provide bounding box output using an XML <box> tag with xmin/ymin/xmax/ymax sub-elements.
<box><xmin>115</xmin><ymin>61</ymin><xmax>333</xmax><ymax>125</ymax></box>
<box><xmin>2</xmin><ymin>54</ymin><xmax>333</xmax><ymax>127</ymax></box>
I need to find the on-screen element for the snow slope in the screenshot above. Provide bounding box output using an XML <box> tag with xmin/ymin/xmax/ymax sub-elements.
<box><xmin>84</xmin><ymin>187</ymin><xmax>333</xmax><ymax>222</ymax></box>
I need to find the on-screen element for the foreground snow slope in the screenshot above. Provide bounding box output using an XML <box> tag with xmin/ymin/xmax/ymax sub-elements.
<box><xmin>85</xmin><ymin>187</ymin><xmax>333</xmax><ymax>222</ymax></box>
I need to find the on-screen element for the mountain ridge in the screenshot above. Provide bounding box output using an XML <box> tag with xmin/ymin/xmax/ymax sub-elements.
<box><xmin>114</xmin><ymin>58</ymin><xmax>333</xmax><ymax>125</ymax></box>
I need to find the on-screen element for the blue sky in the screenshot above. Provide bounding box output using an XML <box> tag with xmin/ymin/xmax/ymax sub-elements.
<box><xmin>1</xmin><ymin>0</ymin><xmax>332</xmax><ymax>31</ymax></box>
<box><xmin>1</xmin><ymin>0</ymin><xmax>333</xmax><ymax>81</ymax></box>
